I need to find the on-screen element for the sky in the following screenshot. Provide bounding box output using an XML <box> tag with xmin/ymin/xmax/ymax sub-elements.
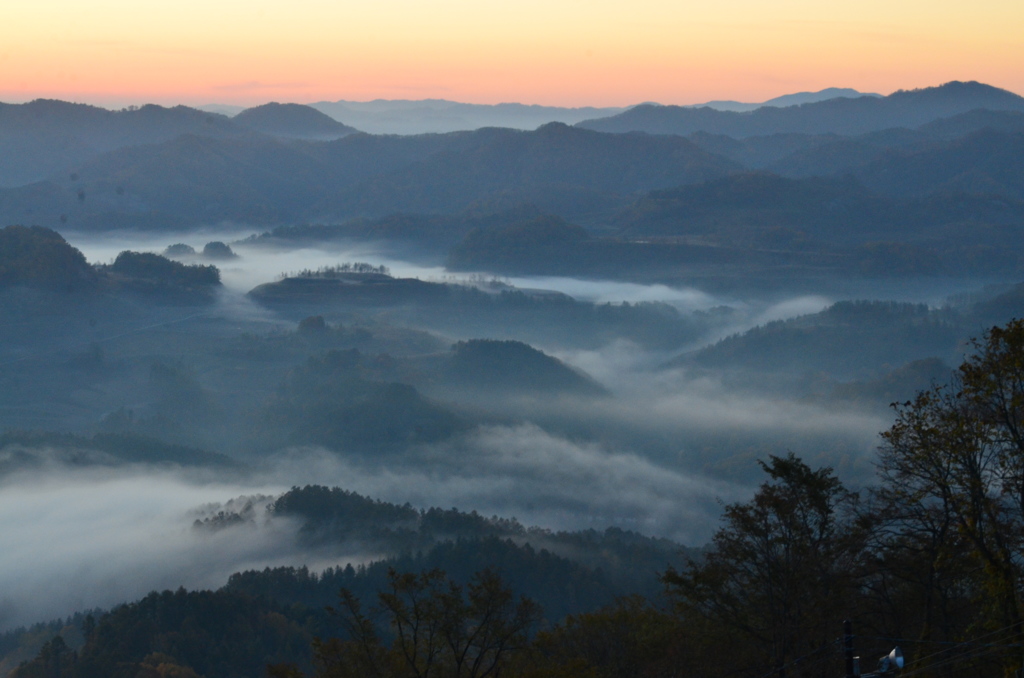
<box><xmin>0</xmin><ymin>0</ymin><xmax>1022</xmax><ymax>108</ymax></box>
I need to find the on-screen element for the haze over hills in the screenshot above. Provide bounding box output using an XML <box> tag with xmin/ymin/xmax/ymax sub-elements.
<box><xmin>306</xmin><ymin>91</ymin><xmax>878</xmax><ymax>134</ymax></box>
<box><xmin>307</xmin><ymin>99</ymin><xmax>627</xmax><ymax>135</ymax></box>
<box><xmin>208</xmin><ymin>99</ymin><xmax>625</xmax><ymax>134</ymax></box>
<box><xmin>0</xmin><ymin>122</ymin><xmax>739</xmax><ymax>230</ymax></box>
<box><xmin>195</xmin><ymin>88</ymin><xmax>879</xmax><ymax>134</ymax></box>
<box><xmin>0</xmin><ymin>100</ymin><xmax>239</xmax><ymax>187</ymax></box>
<box><xmin>200</xmin><ymin>99</ymin><xmax>627</xmax><ymax>134</ymax></box>
<box><xmin>311</xmin><ymin>123</ymin><xmax>739</xmax><ymax>222</ymax></box>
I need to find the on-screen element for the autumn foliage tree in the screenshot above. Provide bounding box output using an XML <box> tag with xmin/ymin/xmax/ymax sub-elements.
<box><xmin>877</xmin><ymin>319</ymin><xmax>1024</xmax><ymax>674</ymax></box>
<box><xmin>662</xmin><ymin>454</ymin><xmax>862</xmax><ymax>678</ymax></box>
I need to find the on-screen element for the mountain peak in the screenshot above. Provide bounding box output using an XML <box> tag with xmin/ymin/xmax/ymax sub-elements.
<box><xmin>233</xmin><ymin>102</ymin><xmax>359</xmax><ymax>139</ymax></box>
<box><xmin>534</xmin><ymin>121</ymin><xmax>573</xmax><ymax>133</ymax></box>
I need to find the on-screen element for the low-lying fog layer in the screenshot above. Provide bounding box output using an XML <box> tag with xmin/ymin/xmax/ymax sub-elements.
<box><xmin>0</xmin><ymin>375</ymin><xmax>888</xmax><ymax>632</ymax></box>
<box><xmin>63</xmin><ymin>228</ymin><xmax>943</xmax><ymax>338</ymax></box>
<box><xmin>266</xmin><ymin>424</ymin><xmax>754</xmax><ymax>537</ymax></box>
<box><xmin>547</xmin><ymin>351</ymin><xmax>889</xmax><ymax>446</ymax></box>
<box><xmin>67</xmin><ymin>229</ymin><xmax>736</xmax><ymax>308</ymax></box>
<box><xmin>0</xmin><ymin>430</ymin><xmax>749</xmax><ymax>631</ymax></box>
<box><xmin>0</xmin><ymin>467</ymin><xmax>295</xmax><ymax>631</ymax></box>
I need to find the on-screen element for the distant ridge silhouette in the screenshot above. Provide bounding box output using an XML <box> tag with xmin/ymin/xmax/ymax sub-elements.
<box><xmin>692</xmin><ymin>87</ymin><xmax>879</xmax><ymax>113</ymax></box>
<box><xmin>578</xmin><ymin>81</ymin><xmax>1024</xmax><ymax>137</ymax></box>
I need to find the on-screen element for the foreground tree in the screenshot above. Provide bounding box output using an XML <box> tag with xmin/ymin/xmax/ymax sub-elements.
<box><xmin>877</xmin><ymin>319</ymin><xmax>1024</xmax><ymax>674</ymax></box>
<box><xmin>662</xmin><ymin>454</ymin><xmax>861</xmax><ymax>678</ymax></box>
<box><xmin>528</xmin><ymin>595</ymin><xmax>686</xmax><ymax>678</ymax></box>
<box><xmin>312</xmin><ymin>568</ymin><xmax>541</xmax><ymax>678</ymax></box>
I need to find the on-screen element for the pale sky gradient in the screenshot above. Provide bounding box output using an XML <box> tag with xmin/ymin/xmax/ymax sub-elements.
<box><xmin>1</xmin><ymin>0</ymin><xmax>1022</xmax><ymax>107</ymax></box>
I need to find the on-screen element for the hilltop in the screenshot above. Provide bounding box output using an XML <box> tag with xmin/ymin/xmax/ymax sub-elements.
<box><xmin>232</xmin><ymin>102</ymin><xmax>359</xmax><ymax>139</ymax></box>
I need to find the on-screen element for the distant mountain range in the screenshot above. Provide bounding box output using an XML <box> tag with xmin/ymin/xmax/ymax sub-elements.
<box><xmin>197</xmin><ymin>89</ymin><xmax>878</xmax><ymax>135</ymax></box>
<box><xmin>578</xmin><ymin>81</ymin><xmax>1024</xmax><ymax>137</ymax></box>
<box><xmin>3</xmin><ymin>79</ymin><xmax>1024</xmax><ymax>285</ymax></box>
<box><xmin>0</xmin><ymin>100</ymin><xmax>358</xmax><ymax>187</ymax></box>
<box><xmin>199</xmin><ymin>100</ymin><xmax>628</xmax><ymax>135</ymax></box>
<box><xmin>2</xmin><ymin>81</ymin><xmax>1015</xmax><ymax>189</ymax></box>
<box><xmin>305</xmin><ymin>100</ymin><xmax>628</xmax><ymax>135</ymax></box>
<box><xmin>690</xmin><ymin>87</ymin><xmax>880</xmax><ymax>113</ymax></box>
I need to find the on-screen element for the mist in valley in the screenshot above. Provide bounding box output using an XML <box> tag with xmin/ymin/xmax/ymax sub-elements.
<box><xmin>1</xmin><ymin>225</ymin><xmax>998</xmax><ymax>633</ymax></box>
<box><xmin>0</xmin><ymin>465</ymin><xmax>295</xmax><ymax>630</ymax></box>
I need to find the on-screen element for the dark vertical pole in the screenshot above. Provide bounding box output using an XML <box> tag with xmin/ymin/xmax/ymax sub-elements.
<box><xmin>844</xmin><ymin>619</ymin><xmax>855</xmax><ymax>678</ymax></box>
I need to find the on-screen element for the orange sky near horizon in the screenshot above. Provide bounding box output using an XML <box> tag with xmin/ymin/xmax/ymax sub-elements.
<box><xmin>1</xmin><ymin>0</ymin><xmax>1022</xmax><ymax>108</ymax></box>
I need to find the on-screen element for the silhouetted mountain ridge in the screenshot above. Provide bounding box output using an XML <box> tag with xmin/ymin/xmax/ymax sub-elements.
<box><xmin>579</xmin><ymin>81</ymin><xmax>1024</xmax><ymax>138</ymax></box>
